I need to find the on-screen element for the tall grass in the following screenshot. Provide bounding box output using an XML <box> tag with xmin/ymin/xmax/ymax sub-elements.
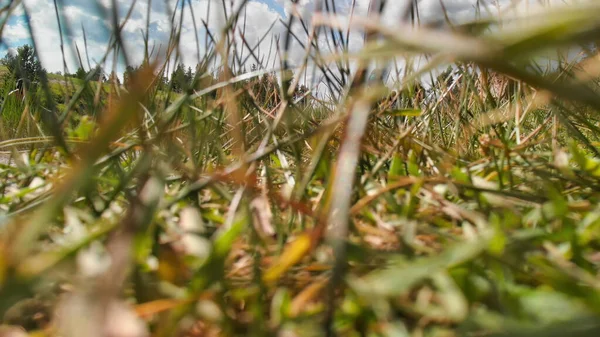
<box><xmin>2</xmin><ymin>0</ymin><xmax>600</xmax><ymax>336</ymax></box>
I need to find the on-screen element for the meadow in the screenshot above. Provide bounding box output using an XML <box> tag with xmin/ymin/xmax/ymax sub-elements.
<box><xmin>2</xmin><ymin>0</ymin><xmax>600</xmax><ymax>336</ymax></box>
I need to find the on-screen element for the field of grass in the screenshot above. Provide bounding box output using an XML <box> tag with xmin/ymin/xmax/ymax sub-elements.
<box><xmin>3</xmin><ymin>1</ymin><xmax>600</xmax><ymax>336</ymax></box>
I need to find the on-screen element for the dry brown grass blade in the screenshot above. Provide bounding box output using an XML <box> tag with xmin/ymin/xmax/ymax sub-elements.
<box><xmin>263</xmin><ymin>233</ymin><xmax>312</xmax><ymax>284</ymax></box>
<box><xmin>134</xmin><ymin>293</ymin><xmax>214</xmax><ymax>319</ymax></box>
<box><xmin>289</xmin><ymin>277</ymin><xmax>329</xmax><ymax>317</ymax></box>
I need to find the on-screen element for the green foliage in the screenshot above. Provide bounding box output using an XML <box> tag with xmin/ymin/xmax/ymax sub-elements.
<box><xmin>70</xmin><ymin>65</ymin><xmax>104</xmax><ymax>82</ymax></box>
<box><xmin>169</xmin><ymin>63</ymin><xmax>194</xmax><ymax>92</ymax></box>
<box><xmin>0</xmin><ymin>44</ymin><xmax>46</xmax><ymax>91</ymax></box>
<box><xmin>74</xmin><ymin>67</ymin><xmax>86</xmax><ymax>79</ymax></box>
<box><xmin>123</xmin><ymin>65</ymin><xmax>135</xmax><ymax>88</ymax></box>
<box><xmin>4</xmin><ymin>2</ymin><xmax>600</xmax><ymax>337</ymax></box>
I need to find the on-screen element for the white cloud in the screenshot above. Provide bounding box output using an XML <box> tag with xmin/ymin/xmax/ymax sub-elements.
<box><xmin>0</xmin><ymin>0</ymin><xmax>592</xmax><ymax>93</ymax></box>
<box><xmin>3</xmin><ymin>20</ymin><xmax>30</xmax><ymax>43</ymax></box>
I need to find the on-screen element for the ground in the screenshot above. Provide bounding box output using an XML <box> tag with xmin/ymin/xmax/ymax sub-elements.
<box><xmin>0</xmin><ymin>152</ymin><xmax>11</xmax><ymax>166</ymax></box>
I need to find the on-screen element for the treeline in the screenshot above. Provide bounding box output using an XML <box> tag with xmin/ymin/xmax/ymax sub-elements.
<box><xmin>1</xmin><ymin>44</ymin><xmax>47</xmax><ymax>92</ymax></box>
<box><xmin>120</xmin><ymin>61</ymin><xmax>310</xmax><ymax>109</ymax></box>
<box><xmin>63</xmin><ymin>65</ymin><xmax>111</xmax><ymax>82</ymax></box>
<box><xmin>1</xmin><ymin>44</ymin><xmax>311</xmax><ymax>111</ymax></box>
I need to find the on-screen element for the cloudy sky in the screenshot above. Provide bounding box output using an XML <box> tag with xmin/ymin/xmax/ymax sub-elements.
<box><xmin>0</xmin><ymin>0</ymin><xmax>577</xmax><ymax>80</ymax></box>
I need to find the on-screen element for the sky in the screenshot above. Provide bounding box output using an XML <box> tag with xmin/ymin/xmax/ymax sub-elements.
<box><xmin>0</xmin><ymin>0</ymin><xmax>582</xmax><ymax>83</ymax></box>
<box><xmin>2</xmin><ymin>0</ymin><xmax>288</xmax><ymax>76</ymax></box>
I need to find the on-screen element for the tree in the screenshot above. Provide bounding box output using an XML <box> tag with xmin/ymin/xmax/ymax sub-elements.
<box><xmin>185</xmin><ymin>66</ymin><xmax>194</xmax><ymax>86</ymax></box>
<box><xmin>123</xmin><ymin>65</ymin><xmax>136</xmax><ymax>88</ymax></box>
<box><xmin>170</xmin><ymin>63</ymin><xmax>187</xmax><ymax>92</ymax></box>
<box><xmin>75</xmin><ymin>67</ymin><xmax>87</xmax><ymax>79</ymax></box>
<box><xmin>89</xmin><ymin>65</ymin><xmax>105</xmax><ymax>82</ymax></box>
<box><xmin>1</xmin><ymin>44</ymin><xmax>46</xmax><ymax>91</ymax></box>
<box><xmin>157</xmin><ymin>72</ymin><xmax>169</xmax><ymax>90</ymax></box>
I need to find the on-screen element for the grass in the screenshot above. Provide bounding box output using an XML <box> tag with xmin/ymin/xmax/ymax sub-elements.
<box><xmin>2</xmin><ymin>0</ymin><xmax>600</xmax><ymax>336</ymax></box>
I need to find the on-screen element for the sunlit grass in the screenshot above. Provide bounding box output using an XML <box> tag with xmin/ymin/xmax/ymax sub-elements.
<box><xmin>2</xmin><ymin>1</ymin><xmax>600</xmax><ymax>336</ymax></box>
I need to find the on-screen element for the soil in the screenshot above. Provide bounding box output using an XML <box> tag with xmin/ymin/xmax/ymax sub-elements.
<box><xmin>0</xmin><ymin>152</ymin><xmax>11</xmax><ymax>165</ymax></box>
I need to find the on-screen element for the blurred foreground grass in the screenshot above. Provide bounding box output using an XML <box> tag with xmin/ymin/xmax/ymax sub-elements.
<box><xmin>3</xmin><ymin>1</ymin><xmax>600</xmax><ymax>336</ymax></box>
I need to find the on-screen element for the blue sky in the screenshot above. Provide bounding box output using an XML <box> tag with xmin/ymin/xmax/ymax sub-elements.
<box><xmin>262</xmin><ymin>0</ymin><xmax>285</xmax><ymax>16</ymax></box>
<box><xmin>1</xmin><ymin>0</ymin><xmax>291</xmax><ymax>75</ymax></box>
<box><xmin>0</xmin><ymin>0</ymin><xmax>573</xmax><ymax>79</ymax></box>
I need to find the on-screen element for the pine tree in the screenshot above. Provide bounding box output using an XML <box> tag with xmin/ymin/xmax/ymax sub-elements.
<box><xmin>185</xmin><ymin>66</ymin><xmax>194</xmax><ymax>86</ymax></box>
<box><xmin>75</xmin><ymin>67</ymin><xmax>87</xmax><ymax>79</ymax></box>
<box><xmin>1</xmin><ymin>44</ymin><xmax>47</xmax><ymax>91</ymax></box>
<box><xmin>170</xmin><ymin>64</ymin><xmax>187</xmax><ymax>92</ymax></box>
<box><xmin>123</xmin><ymin>65</ymin><xmax>135</xmax><ymax>88</ymax></box>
